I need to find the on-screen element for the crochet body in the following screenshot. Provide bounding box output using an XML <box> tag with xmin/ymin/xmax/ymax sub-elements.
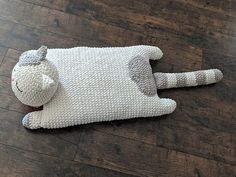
<box><xmin>42</xmin><ymin>46</ymin><xmax>175</xmax><ymax>128</ymax></box>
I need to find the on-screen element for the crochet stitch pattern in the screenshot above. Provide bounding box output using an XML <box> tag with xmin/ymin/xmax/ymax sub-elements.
<box><xmin>11</xmin><ymin>45</ymin><xmax>223</xmax><ymax>129</ymax></box>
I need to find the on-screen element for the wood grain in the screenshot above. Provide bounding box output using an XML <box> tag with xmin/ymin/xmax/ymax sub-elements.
<box><xmin>0</xmin><ymin>19</ymin><xmax>78</xmax><ymax>51</ymax></box>
<box><xmin>0</xmin><ymin>108</ymin><xmax>78</xmax><ymax>160</ymax></box>
<box><xmin>0</xmin><ymin>46</ymin><xmax>7</xmax><ymax>65</ymax></box>
<box><xmin>0</xmin><ymin>0</ymin><xmax>235</xmax><ymax>176</ymax></box>
<box><xmin>0</xmin><ymin>143</ymin><xmax>137</xmax><ymax>177</ymax></box>
<box><xmin>0</xmin><ymin>0</ymin><xmax>205</xmax><ymax>70</ymax></box>
<box><xmin>75</xmin><ymin>129</ymin><xmax>236</xmax><ymax>177</ymax></box>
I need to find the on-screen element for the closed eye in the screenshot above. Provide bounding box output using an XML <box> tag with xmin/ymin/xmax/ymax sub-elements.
<box><xmin>16</xmin><ymin>81</ymin><xmax>23</xmax><ymax>92</ymax></box>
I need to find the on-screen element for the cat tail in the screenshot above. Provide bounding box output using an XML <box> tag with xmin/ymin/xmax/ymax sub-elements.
<box><xmin>154</xmin><ymin>69</ymin><xmax>223</xmax><ymax>89</ymax></box>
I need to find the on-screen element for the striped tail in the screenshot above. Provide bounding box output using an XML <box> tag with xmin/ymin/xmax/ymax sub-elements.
<box><xmin>154</xmin><ymin>69</ymin><xmax>223</xmax><ymax>89</ymax></box>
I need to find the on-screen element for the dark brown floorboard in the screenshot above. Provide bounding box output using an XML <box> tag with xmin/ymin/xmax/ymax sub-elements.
<box><xmin>0</xmin><ymin>0</ymin><xmax>235</xmax><ymax>176</ymax></box>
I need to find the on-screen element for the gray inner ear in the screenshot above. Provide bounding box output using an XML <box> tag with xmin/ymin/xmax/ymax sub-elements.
<box><xmin>37</xmin><ymin>45</ymin><xmax>47</xmax><ymax>59</ymax></box>
<box><xmin>19</xmin><ymin>46</ymin><xmax>47</xmax><ymax>66</ymax></box>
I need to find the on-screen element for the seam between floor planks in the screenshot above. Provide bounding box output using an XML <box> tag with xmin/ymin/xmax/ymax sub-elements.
<box><xmin>20</xmin><ymin>0</ymin><xmax>236</xmax><ymax>34</ymax></box>
<box><xmin>20</xmin><ymin>0</ymin><xmax>68</xmax><ymax>14</ymax></box>
<box><xmin>1</xmin><ymin>0</ymin><xmax>235</xmax><ymax>60</ymax></box>
<box><xmin>0</xmin><ymin>105</ymin><xmax>235</xmax><ymax>167</ymax></box>
<box><xmin>0</xmin><ymin>106</ymin><xmax>25</xmax><ymax>114</ymax></box>
<box><xmin>0</xmin><ymin>142</ymin><xmax>139</xmax><ymax>177</ymax></box>
<box><xmin>20</xmin><ymin>0</ymin><xmax>236</xmax><ymax>19</ymax></box>
<box><xmin>0</xmin><ymin>141</ymin><xmax>75</xmax><ymax>160</ymax></box>
<box><xmin>0</xmin><ymin>17</ymin><xmax>79</xmax><ymax>47</ymax></box>
<box><xmin>1</xmin><ymin>129</ymin><xmax>236</xmax><ymax>174</ymax></box>
<box><xmin>0</xmin><ymin>47</ymin><xmax>7</xmax><ymax>66</ymax></box>
<box><xmin>92</xmin><ymin>127</ymin><xmax>236</xmax><ymax>166</ymax></box>
<box><xmin>175</xmin><ymin>0</ymin><xmax>235</xmax><ymax>18</ymax></box>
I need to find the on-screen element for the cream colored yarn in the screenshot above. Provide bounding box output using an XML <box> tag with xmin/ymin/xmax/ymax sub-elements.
<box><xmin>11</xmin><ymin>45</ymin><xmax>222</xmax><ymax>129</ymax></box>
<box><xmin>12</xmin><ymin>46</ymin><xmax>59</xmax><ymax>107</ymax></box>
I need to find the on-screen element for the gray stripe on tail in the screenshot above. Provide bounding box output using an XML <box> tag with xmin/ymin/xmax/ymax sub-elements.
<box><xmin>195</xmin><ymin>71</ymin><xmax>206</xmax><ymax>85</ymax></box>
<box><xmin>175</xmin><ymin>73</ymin><xmax>187</xmax><ymax>87</ymax></box>
<box><xmin>154</xmin><ymin>73</ymin><xmax>168</xmax><ymax>89</ymax></box>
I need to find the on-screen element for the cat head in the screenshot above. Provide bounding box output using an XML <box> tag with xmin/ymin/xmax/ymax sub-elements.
<box><xmin>11</xmin><ymin>46</ymin><xmax>59</xmax><ymax>107</ymax></box>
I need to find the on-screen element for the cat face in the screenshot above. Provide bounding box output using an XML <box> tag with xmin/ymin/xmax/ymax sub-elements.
<box><xmin>11</xmin><ymin>46</ymin><xmax>59</xmax><ymax>107</ymax></box>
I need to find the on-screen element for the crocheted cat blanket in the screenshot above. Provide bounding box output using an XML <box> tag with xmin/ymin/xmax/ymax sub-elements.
<box><xmin>11</xmin><ymin>45</ymin><xmax>223</xmax><ymax>129</ymax></box>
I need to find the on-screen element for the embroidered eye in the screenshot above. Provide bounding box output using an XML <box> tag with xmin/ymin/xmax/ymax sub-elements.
<box><xmin>16</xmin><ymin>81</ymin><xmax>23</xmax><ymax>92</ymax></box>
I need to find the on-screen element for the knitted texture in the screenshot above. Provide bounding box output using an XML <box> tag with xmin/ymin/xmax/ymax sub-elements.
<box><xmin>19</xmin><ymin>46</ymin><xmax>47</xmax><ymax>66</ymax></box>
<box><xmin>154</xmin><ymin>69</ymin><xmax>223</xmax><ymax>89</ymax></box>
<box><xmin>11</xmin><ymin>45</ymin><xmax>223</xmax><ymax>129</ymax></box>
<box><xmin>128</xmin><ymin>56</ymin><xmax>157</xmax><ymax>96</ymax></box>
<box><xmin>12</xmin><ymin>60</ymin><xmax>59</xmax><ymax>107</ymax></box>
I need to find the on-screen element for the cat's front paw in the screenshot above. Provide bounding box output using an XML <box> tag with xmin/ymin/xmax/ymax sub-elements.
<box><xmin>22</xmin><ymin>113</ymin><xmax>41</xmax><ymax>129</ymax></box>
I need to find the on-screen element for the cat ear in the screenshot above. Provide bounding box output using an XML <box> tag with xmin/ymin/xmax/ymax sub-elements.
<box><xmin>19</xmin><ymin>45</ymin><xmax>48</xmax><ymax>66</ymax></box>
<box><xmin>42</xmin><ymin>74</ymin><xmax>54</xmax><ymax>90</ymax></box>
<box><xmin>37</xmin><ymin>45</ymin><xmax>47</xmax><ymax>60</ymax></box>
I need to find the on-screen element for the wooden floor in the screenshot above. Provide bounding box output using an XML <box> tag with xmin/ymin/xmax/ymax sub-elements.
<box><xmin>0</xmin><ymin>0</ymin><xmax>235</xmax><ymax>176</ymax></box>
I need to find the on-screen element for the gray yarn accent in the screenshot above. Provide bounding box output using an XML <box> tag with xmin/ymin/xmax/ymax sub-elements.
<box><xmin>19</xmin><ymin>46</ymin><xmax>47</xmax><ymax>66</ymax></box>
<box><xmin>194</xmin><ymin>71</ymin><xmax>206</xmax><ymax>85</ymax></box>
<box><xmin>175</xmin><ymin>73</ymin><xmax>187</xmax><ymax>87</ymax></box>
<box><xmin>22</xmin><ymin>113</ymin><xmax>33</xmax><ymax>129</ymax></box>
<box><xmin>154</xmin><ymin>73</ymin><xmax>168</xmax><ymax>89</ymax></box>
<box><xmin>22</xmin><ymin>113</ymin><xmax>41</xmax><ymax>129</ymax></box>
<box><xmin>154</xmin><ymin>69</ymin><xmax>223</xmax><ymax>89</ymax></box>
<box><xmin>128</xmin><ymin>56</ymin><xmax>157</xmax><ymax>96</ymax></box>
<box><xmin>213</xmin><ymin>69</ymin><xmax>223</xmax><ymax>82</ymax></box>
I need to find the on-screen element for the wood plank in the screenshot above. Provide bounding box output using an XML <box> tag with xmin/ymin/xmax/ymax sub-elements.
<box><xmin>92</xmin><ymin>102</ymin><xmax>236</xmax><ymax>165</ymax></box>
<box><xmin>0</xmin><ymin>91</ymin><xmax>38</xmax><ymax>113</ymax></box>
<box><xmin>75</xmin><ymin>129</ymin><xmax>236</xmax><ymax>177</ymax></box>
<box><xmin>4</xmin><ymin>48</ymin><xmax>22</xmax><ymax>59</ymax></box>
<box><xmin>21</xmin><ymin>0</ymin><xmax>69</xmax><ymax>12</ymax></box>
<box><xmin>0</xmin><ymin>21</ymin><xmax>78</xmax><ymax>51</ymax></box>
<box><xmin>62</xmin><ymin>0</ymin><xmax>236</xmax><ymax>56</ymax></box>
<box><xmin>0</xmin><ymin>0</ymin><xmax>205</xmax><ymax>70</ymax></box>
<box><xmin>0</xmin><ymin>51</ymin><xmax>18</xmax><ymax>77</ymax></box>
<box><xmin>203</xmin><ymin>49</ymin><xmax>236</xmax><ymax>82</ymax></box>
<box><xmin>82</xmin><ymin>0</ymin><xmax>235</xmax><ymax>36</ymax></box>
<box><xmin>0</xmin><ymin>108</ymin><xmax>78</xmax><ymax>160</ymax></box>
<box><xmin>22</xmin><ymin>0</ymin><xmax>236</xmax><ymax>19</ymax></box>
<box><xmin>176</xmin><ymin>0</ymin><xmax>236</xmax><ymax>17</ymax></box>
<box><xmin>164</xmin><ymin>89</ymin><xmax>236</xmax><ymax>132</ymax></box>
<box><xmin>0</xmin><ymin>143</ymin><xmax>137</xmax><ymax>177</ymax></box>
<box><xmin>0</xmin><ymin>75</ymin><xmax>12</xmax><ymax>95</ymax></box>
<box><xmin>0</xmin><ymin>0</ymin><xmax>235</xmax><ymax>60</ymax></box>
<box><xmin>150</xmin><ymin>0</ymin><xmax>234</xmax><ymax>35</ymax></box>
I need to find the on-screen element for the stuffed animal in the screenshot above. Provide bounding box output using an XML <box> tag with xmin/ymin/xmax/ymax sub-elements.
<box><xmin>11</xmin><ymin>45</ymin><xmax>223</xmax><ymax>129</ymax></box>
